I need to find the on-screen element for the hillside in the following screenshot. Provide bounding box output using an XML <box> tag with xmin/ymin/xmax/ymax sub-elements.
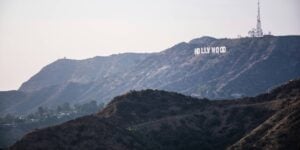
<box><xmin>2</xmin><ymin>35</ymin><xmax>300</xmax><ymax>115</ymax></box>
<box><xmin>9</xmin><ymin>79</ymin><xmax>300</xmax><ymax>150</ymax></box>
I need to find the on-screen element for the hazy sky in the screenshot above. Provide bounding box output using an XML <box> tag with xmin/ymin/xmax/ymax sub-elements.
<box><xmin>0</xmin><ymin>0</ymin><xmax>299</xmax><ymax>90</ymax></box>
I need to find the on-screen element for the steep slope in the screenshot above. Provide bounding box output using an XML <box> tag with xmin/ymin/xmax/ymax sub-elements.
<box><xmin>9</xmin><ymin>79</ymin><xmax>300</xmax><ymax>150</ymax></box>
<box><xmin>228</xmin><ymin>80</ymin><xmax>300</xmax><ymax>150</ymax></box>
<box><xmin>3</xmin><ymin>35</ymin><xmax>300</xmax><ymax>115</ymax></box>
<box><xmin>19</xmin><ymin>53</ymin><xmax>149</xmax><ymax>92</ymax></box>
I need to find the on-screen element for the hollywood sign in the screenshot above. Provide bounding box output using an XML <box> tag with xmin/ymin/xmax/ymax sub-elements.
<box><xmin>194</xmin><ymin>46</ymin><xmax>227</xmax><ymax>55</ymax></box>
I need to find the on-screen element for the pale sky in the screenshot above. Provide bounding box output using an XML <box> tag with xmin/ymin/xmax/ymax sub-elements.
<box><xmin>0</xmin><ymin>0</ymin><xmax>299</xmax><ymax>91</ymax></box>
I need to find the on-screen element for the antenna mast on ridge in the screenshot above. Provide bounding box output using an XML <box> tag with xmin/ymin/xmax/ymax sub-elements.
<box><xmin>256</xmin><ymin>0</ymin><xmax>263</xmax><ymax>37</ymax></box>
<box><xmin>248</xmin><ymin>0</ymin><xmax>264</xmax><ymax>37</ymax></box>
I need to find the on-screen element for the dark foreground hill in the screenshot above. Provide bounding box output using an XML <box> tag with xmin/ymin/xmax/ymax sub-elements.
<box><xmin>2</xmin><ymin>35</ymin><xmax>300</xmax><ymax>115</ymax></box>
<box><xmin>9</xmin><ymin>79</ymin><xmax>300</xmax><ymax>150</ymax></box>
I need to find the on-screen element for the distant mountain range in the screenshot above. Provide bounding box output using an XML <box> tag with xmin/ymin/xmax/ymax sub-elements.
<box><xmin>1</xmin><ymin>35</ymin><xmax>300</xmax><ymax>115</ymax></box>
<box><xmin>10</xmin><ymin>79</ymin><xmax>300</xmax><ymax>150</ymax></box>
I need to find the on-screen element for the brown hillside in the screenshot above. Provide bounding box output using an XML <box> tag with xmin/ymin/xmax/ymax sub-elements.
<box><xmin>9</xmin><ymin>79</ymin><xmax>300</xmax><ymax>150</ymax></box>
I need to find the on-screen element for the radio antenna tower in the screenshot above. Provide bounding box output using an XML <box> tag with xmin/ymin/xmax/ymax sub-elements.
<box><xmin>248</xmin><ymin>0</ymin><xmax>264</xmax><ymax>37</ymax></box>
<box><xmin>256</xmin><ymin>0</ymin><xmax>263</xmax><ymax>37</ymax></box>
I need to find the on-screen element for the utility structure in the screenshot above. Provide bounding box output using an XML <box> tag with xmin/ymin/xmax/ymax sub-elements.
<box><xmin>248</xmin><ymin>0</ymin><xmax>264</xmax><ymax>37</ymax></box>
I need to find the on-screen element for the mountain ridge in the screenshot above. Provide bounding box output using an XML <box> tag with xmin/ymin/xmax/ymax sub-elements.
<box><xmin>1</xmin><ymin>35</ymin><xmax>300</xmax><ymax>115</ymax></box>
<box><xmin>9</xmin><ymin>79</ymin><xmax>300</xmax><ymax>150</ymax></box>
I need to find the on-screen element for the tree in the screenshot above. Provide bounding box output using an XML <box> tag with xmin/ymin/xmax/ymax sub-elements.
<box><xmin>62</xmin><ymin>102</ymin><xmax>72</xmax><ymax>112</ymax></box>
<box><xmin>37</xmin><ymin>106</ymin><xmax>46</xmax><ymax>117</ymax></box>
<box><xmin>2</xmin><ymin>113</ymin><xmax>16</xmax><ymax>123</ymax></box>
